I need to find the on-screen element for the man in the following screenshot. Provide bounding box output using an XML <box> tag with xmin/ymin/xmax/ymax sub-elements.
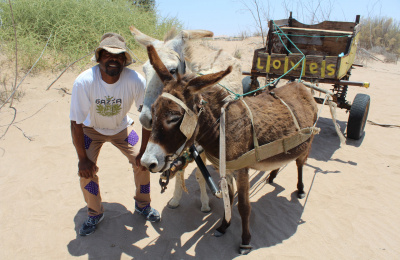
<box><xmin>70</xmin><ymin>32</ymin><xmax>160</xmax><ymax>236</ymax></box>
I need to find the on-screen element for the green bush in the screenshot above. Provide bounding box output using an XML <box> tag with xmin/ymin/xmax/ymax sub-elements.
<box><xmin>359</xmin><ymin>16</ymin><xmax>400</xmax><ymax>56</ymax></box>
<box><xmin>0</xmin><ymin>0</ymin><xmax>182</xmax><ymax>71</ymax></box>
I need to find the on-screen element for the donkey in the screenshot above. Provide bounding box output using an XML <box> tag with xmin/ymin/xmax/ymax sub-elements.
<box><xmin>130</xmin><ymin>26</ymin><xmax>245</xmax><ymax>212</ymax></box>
<box><xmin>141</xmin><ymin>45</ymin><xmax>319</xmax><ymax>254</ymax></box>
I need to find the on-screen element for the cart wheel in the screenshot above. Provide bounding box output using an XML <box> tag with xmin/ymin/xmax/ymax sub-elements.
<box><xmin>242</xmin><ymin>76</ymin><xmax>252</xmax><ymax>93</ymax></box>
<box><xmin>347</xmin><ymin>93</ymin><xmax>370</xmax><ymax>140</ymax></box>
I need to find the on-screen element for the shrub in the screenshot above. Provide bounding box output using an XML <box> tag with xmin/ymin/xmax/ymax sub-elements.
<box><xmin>359</xmin><ymin>16</ymin><xmax>400</xmax><ymax>56</ymax></box>
<box><xmin>0</xmin><ymin>0</ymin><xmax>182</xmax><ymax>71</ymax></box>
<box><xmin>233</xmin><ymin>48</ymin><xmax>242</xmax><ymax>59</ymax></box>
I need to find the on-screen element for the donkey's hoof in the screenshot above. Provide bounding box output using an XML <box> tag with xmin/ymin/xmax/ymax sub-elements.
<box><xmin>201</xmin><ymin>205</ymin><xmax>211</xmax><ymax>213</ymax></box>
<box><xmin>167</xmin><ymin>199</ymin><xmax>180</xmax><ymax>209</ymax></box>
<box><xmin>239</xmin><ymin>244</ymin><xmax>252</xmax><ymax>255</ymax></box>
<box><xmin>297</xmin><ymin>191</ymin><xmax>306</xmax><ymax>199</ymax></box>
<box><xmin>213</xmin><ymin>230</ymin><xmax>225</xmax><ymax>237</ymax></box>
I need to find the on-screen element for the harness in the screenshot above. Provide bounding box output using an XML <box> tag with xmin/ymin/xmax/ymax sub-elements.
<box><xmin>206</xmin><ymin>93</ymin><xmax>320</xmax><ymax>170</ymax></box>
<box><xmin>162</xmin><ymin>91</ymin><xmax>320</xmax><ymax>169</ymax></box>
<box><xmin>160</xmin><ymin>90</ymin><xmax>320</xmax><ymax>223</ymax></box>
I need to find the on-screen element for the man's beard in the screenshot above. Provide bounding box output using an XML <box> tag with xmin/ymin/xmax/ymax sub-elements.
<box><xmin>105</xmin><ymin>61</ymin><xmax>123</xmax><ymax>76</ymax></box>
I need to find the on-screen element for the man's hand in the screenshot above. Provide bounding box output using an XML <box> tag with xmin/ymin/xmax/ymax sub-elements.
<box><xmin>78</xmin><ymin>158</ymin><xmax>99</xmax><ymax>178</ymax></box>
<box><xmin>71</xmin><ymin>121</ymin><xmax>98</xmax><ymax>178</ymax></box>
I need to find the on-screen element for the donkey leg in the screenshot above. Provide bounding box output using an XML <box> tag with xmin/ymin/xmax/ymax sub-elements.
<box><xmin>268</xmin><ymin>168</ymin><xmax>279</xmax><ymax>183</ymax></box>
<box><xmin>214</xmin><ymin>174</ymin><xmax>235</xmax><ymax>237</ymax></box>
<box><xmin>167</xmin><ymin>170</ymin><xmax>184</xmax><ymax>209</ymax></box>
<box><xmin>296</xmin><ymin>163</ymin><xmax>306</xmax><ymax>199</ymax></box>
<box><xmin>195</xmin><ymin>167</ymin><xmax>211</xmax><ymax>212</ymax></box>
<box><xmin>296</xmin><ymin>143</ymin><xmax>313</xmax><ymax>199</ymax></box>
<box><xmin>236</xmin><ymin>168</ymin><xmax>252</xmax><ymax>255</ymax></box>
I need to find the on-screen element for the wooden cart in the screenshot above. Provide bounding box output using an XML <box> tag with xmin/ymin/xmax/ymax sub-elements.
<box><xmin>244</xmin><ymin>13</ymin><xmax>370</xmax><ymax>140</ymax></box>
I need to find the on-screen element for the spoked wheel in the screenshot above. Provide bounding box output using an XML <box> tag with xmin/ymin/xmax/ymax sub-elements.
<box><xmin>347</xmin><ymin>93</ymin><xmax>370</xmax><ymax>140</ymax></box>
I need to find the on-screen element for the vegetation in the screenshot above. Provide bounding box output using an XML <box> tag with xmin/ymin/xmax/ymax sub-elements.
<box><xmin>233</xmin><ymin>48</ymin><xmax>242</xmax><ymax>59</ymax></box>
<box><xmin>131</xmin><ymin>0</ymin><xmax>155</xmax><ymax>12</ymax></box>
<box><xmin>0</xmin><ymin>0</ymin><xmax>182</xmax><ymax>71</ymax></box>
<box><xmin>0</xmin><ymin>0</ymin><xmax>398</xmax><ymax>71</ymax></box>
<box><xmin>359</xmin><ymin>16</ymin><xmax>400</xmax><ymax>59</ymax></box>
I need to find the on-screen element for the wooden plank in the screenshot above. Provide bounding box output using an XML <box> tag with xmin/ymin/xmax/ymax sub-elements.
<box><xmin>324</xmin><ymin>56</ymin><xmax>339</xmax><ymax>79</ymax></box>
<box><xmin>337</xmin><ymin>32</ymin><xmax>360</xmax><ymax>79</ymax></box>
<box><xmin>268</xmin><ymin>54</ymin><xmax>287</xmax><ymax>74</ymax></box>
<box><xmin>252</xmin><ymin>52</ymin><xmax>339</xmax><ymax>79</ymax></box>
<box><xmin>270</xmin><ymin>34</ymin><xmax>288</xmax><ymax>54</ymax></box>
<box><xmin>251</xmin><ymin>48</ymin><xmax>266</xmax><ymax>72</ymax></box>
<box><xmin>273</xmin><ymin>19</ymin><xmax>290</xmax><ymax>27</ymax></box>
<box><xmin>290</xmin><ymin>18</ymin><xmax>356</xmax><ymax>32</ymax></box>
<box><xmin>271</xmin><ymin>29</ymin><xmax>350</xmax><ymax>56</ymax></box>
<box><xmin>305</xmin><ymin>55</ymin><xmax>323</xmax><ymax>78</ymax></box>
<box><xmin>252</xmin><ymin>49</ymin><xmax>268</xmax><ymax>72</ymax></box>
<box><xmin>281</xmin><ymin>26</ymin><xmax>353</xmax><ymax>35</ymax></box>
<box><xmin>291</xmin><ymin>37</ymin><xmax>348</xmax><ymax>56</ymax></box>
<box><xmin>286</xmin><ymin>53</ymin><xmax>304</xmax><ymax>77</ymax></box>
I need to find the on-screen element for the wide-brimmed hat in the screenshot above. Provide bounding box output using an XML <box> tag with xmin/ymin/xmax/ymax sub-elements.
<box><xmin>92</xmin><ymin>32</ymin><xmax>134</xmax><ymax>66</ymax></box>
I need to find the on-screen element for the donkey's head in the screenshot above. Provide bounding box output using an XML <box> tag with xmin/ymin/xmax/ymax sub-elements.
<box><xmin>130</xmin><ymin>26</ymin><xmax>213</xmax><ymax>130</ymax></box>
<box><xmin>141</xmin><ymin>45</ymin><xmax>232</xmax><ymax>173</ymax></box>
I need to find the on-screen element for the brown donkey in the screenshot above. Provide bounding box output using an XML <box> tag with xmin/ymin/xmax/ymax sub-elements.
<box><xmin>141</xmin><ymin>45</ymin><xmax>319</xmax><ymax>254</ymax></box>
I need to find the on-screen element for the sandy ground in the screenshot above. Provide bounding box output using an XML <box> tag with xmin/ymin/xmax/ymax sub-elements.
<box><xmin>1</xmin><ymin>37</ymin><xmax>400</xmax><ymax>259</ymax></box>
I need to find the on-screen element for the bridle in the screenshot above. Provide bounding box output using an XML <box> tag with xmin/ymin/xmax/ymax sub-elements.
<box><xmin>161</xmin><ymin>92</ymin><xmax>204</xmax><ymax>162</ymax></box>
<box><xmin>160</xmin><ymin>86</ymin><xmax>233</xmax><ymax>163</ymax></box>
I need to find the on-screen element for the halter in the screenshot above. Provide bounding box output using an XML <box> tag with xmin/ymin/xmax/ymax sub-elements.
<box><xmin>161</xmin><ymin>92</ymin><xmax>203</xmax><ymax>161</ymax></box>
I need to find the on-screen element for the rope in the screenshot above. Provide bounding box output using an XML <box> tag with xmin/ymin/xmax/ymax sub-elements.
<box><xmin>235</xmin><ymin>21</ymin><xmax>307</xmax><ymax>97</ymax></box>
<box><xmin>300</xmin><ymin>80</ymin><xmax>346</xmax><ymax>144</ymax></box>
<box><xmin>270</xmin><ymin>21</ymin><xmax>306</xmax><ymax>81</ymax></box>
<box><xmin>198</xmin><ymin>20</ymin><xmax>307</xmax><ymax>99</ymax></box>
<box><xmin>273</xmin><ymin>22</ymin><xmax>305</xmax><ymax>54</ymax></box>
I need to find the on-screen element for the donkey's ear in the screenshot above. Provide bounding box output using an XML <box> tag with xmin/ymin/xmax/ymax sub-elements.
<box><xmin>180</xmin><ymin>30</ymin><xmax>214</xmax><ymax>40</ymax></box>
<box><xmin>147</xmin><ymin>45</ymin><xmax>175</xmax><ymax>83</ymax></box>
<box><xmin>130</xmin><ymin>25</ymin><xmax>160</xmax><ymax>47</ymax></box>
<box><xmin>187</xmin><ymin>66</ymin><xmax>232</xmax><ymax>93</ymax></box>
<box><xmin>169</xmin><ymin>30</ymin><xmax>213</xmax><ymax>58</ymax></box>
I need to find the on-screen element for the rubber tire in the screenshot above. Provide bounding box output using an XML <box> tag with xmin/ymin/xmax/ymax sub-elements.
<box><xmin>242</xmin><ymin>76</ymin><xmax>260</xmax><ymax>94</ymax></box>
<box><xmin>347</xmin><ymin>93</ymin><xmax>370</xmax><ymax>140</ymax></box>
<box><xmin>242</xmin><ymin>76</ymin><xmax>252</xmax><ymax>94</ymax></box>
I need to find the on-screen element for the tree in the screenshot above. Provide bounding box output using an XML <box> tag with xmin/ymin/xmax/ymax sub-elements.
<box><xmin>282</xmin><ymin>0</ymin><xmax>333</xmax><ymax>24</ymax></box>
<box><xmin>239</xmin><ymin>0</ymin><xmax>271</xmax><ymax>45</ymax></box>
<box><xmin>132</xmin><ymin>0</ymin><xmax>155</xmax><ymax>12</ymax></box>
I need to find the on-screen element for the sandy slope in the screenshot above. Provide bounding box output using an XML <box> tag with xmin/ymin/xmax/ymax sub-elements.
<box><xmin>0</xmin><ymin>38</ymin><xmax>399</xmax><ymax>259</ymax></box>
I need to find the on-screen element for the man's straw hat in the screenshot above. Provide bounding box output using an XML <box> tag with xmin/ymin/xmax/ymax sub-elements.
<box><xmin>93</xmin><ymin>32</ymin><xmax>134</xmax><ymax>66</ymax></box>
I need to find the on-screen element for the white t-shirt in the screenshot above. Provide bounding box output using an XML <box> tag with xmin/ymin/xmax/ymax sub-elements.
<box><xmin>70</xmin><ymin>65</ymin><xmax>146</xmax><ymax>135</ymax></box>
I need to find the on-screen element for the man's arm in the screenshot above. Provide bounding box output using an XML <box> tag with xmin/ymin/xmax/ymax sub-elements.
<box><xmin>71</xmin><ymin>120</ymin><xmax>98</xmax><ymax>178</ymax></box>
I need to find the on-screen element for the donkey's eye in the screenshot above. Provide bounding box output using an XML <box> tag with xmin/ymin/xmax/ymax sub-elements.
<box><xmin>167</xmin><ymin>115</ymin><xmax>182</xmax><ymax>124</ymax></box>
<box><xmin>169</xmin><ymin>68</ymin><xmax>177</xmax><ymax>74</ymax></box>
